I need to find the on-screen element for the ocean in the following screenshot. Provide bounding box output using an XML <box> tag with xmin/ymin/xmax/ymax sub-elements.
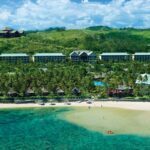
<box><xmin>0</xmin><ymin>107</ymin><xmax>149</xmax><ymax>150</ymax></box>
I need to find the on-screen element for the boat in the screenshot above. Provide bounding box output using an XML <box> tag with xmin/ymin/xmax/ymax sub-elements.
<box><xmin>39</xmin><ymin>102</ymin><xmax>45</xmax><ymax>106</ymax></box>
<box><xmin>51</xmin><ymin>102</ymin><xmax>56</xmax><ymax>105</ymax></box>
<box><xmin>106</xmin><ymin>130</ymin><xmax>114</xmax><ymax>134</ymax></box>
<box><xmin>66</xmin><ymin>102</ymin><xmax>71</xmax><ymax>105</ymax></box>
<box><xmin>87</xmin><ymin>100</ymin><xmax>92</xmax><ymax>104</ymax></box>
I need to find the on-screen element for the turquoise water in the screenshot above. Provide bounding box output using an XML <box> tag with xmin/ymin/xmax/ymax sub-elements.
<box><xmin>0</xmin><ymin>108</ymin><xmax>150</xmax><ymax>150</ymax></box>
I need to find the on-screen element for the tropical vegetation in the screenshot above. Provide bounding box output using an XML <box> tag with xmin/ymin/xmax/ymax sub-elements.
<box><xmin>0</xmin><ymin>26</ymin><xmax>150</xmax><ymax>55</ymax></box>
<box><xmin>0</xmin><ymin>61</ymin><xmax>149</xmax><ymax>102</ymax></box>
<box><xmin>0</xmin><ymin>26</ymin><xmax>150</xmax><ymax>102</ymax></box>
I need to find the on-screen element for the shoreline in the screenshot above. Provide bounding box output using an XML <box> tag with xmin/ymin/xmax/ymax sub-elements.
<box><xmin>0</xmin><ymin>101</ymin><xmax>150</xmax><ymax>111</ymax></box>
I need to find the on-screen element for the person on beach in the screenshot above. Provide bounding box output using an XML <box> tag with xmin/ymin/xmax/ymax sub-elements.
<box><xmin>88</xmin><ymin>106</ymin><xmax>91</xmax><ymax>109</ymax></box>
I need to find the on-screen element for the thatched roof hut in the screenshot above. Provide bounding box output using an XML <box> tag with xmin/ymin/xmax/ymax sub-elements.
<box><xmin>56</xmin><ymin>88</ymin><xmax>65</xmax><ymax>95</ymax></box>
<box><xmin>72</xmin><ymin>87</ymin><xmax>81</xmax><ymax>96</ymax></box>
<box><xmin>41</xmin><ymin>87</ymin><xmax>49</xmax><ymax>96</ymax></box>
<box><xmin>25</xmin><ymin>88</ymin><xmax>35</xmax><ymax>96</ymax></box>
<box><xmin>8</xmin><ymin>89</ymin><xmax>18</xmax><ymax>97</ymax></box>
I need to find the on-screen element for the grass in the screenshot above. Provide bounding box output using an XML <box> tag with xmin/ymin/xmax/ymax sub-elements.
<box><xmin>0</xmin><ymin>28</ymin><xmax>149</xmax><ymax>54</ymax></box>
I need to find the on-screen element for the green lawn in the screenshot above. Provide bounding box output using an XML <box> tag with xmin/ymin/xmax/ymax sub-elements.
<box><xmin>0</xmin><ymin>28</ymin><xmax>149</xmax><ymax>54</ymax></box>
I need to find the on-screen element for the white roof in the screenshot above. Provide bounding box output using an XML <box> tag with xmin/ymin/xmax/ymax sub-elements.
<box><xmin>136</xmin><ymin>74</ymin><xmax>150</xmax><ymax>85</ymax></box>
<box><xmin>134</xmin><ymin>52</ymin><xmax>150</xmax><ymax>55</ymax></box>
<box><xmin>70</xmin><ymin>50</ymin><xmax>94</xmax><ymax>56</ymax></box>
<box><xmin>34</xmin><ymin>53</ymin><xmax>65</xmax><ymax>56</ymax></box>
<box><xmin>117</xmin><ymin>85</ymin><xmax>132</xmax><ymax>90</ymax></box>
<box><xmin>0</xmin><ymin>53</ymin><xmax>28</xmax><ymax>57</ymax></box>
<box><xmin>101</xmin><ymin>52</ymin><xmax>129</xmax><ymax>56</ymax></box>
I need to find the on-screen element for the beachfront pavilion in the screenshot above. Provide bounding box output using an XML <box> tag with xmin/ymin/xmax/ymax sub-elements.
<box><xmin>56</xmin><ymin>88</ymin><xmax>65</xmax><ymax>96</ymax></box>
<box><xmin>41</xmin><ymin>87</ymin><xmax>49</xmax><ymax>96</ymax></box>
<box><xmin>100</xmin><ymin>52</ymin><xmax>131</xmax><ymax>62</ymax></box>
<box><xmin>108</xmin><ymin>85</ymin><xmax>133</xmax><ymax>97</ymax></box>
<box><xmin>7</xmin><ymin>88</ymin><xmax>18</xmax><ymax>97</ymax></box>
<box><xmin>33</xmin><ymin>53</ymin><xmax>66</xmax><ymax>63</ymax></box>
<box><xmin>133</xmin><ymin>53</ymin><xmax>150</xmax><ymax>62</ymax></box>
<box><xmin>25</xmin><ymin>88</ymin><xmax>35</xmax><ymax>97</ymax></box>
<box><xmin>0</xmin><ymin>53</ymin><xmax>30</xmax><ymax>63</ymax></box>
<box><xmin>70</xmin><ymin>50</ymin><xmax>96</xmax><ymax>62</ymax></box>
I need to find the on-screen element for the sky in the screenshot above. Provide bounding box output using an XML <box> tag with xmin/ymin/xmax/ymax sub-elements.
<box><xmin>0</xmin><ymin>0</ymin><xmax>149</xmax><ymax>30</ymax></box>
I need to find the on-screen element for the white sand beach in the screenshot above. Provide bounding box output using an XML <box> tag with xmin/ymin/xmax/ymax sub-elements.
<box><xmin>0</xmin><ymin>101</ymin><xmax>150</xmax><ymax>111</ymax></box>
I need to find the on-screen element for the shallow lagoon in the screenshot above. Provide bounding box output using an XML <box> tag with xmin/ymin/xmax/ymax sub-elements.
<box><xmin>0</xmin><ymin>107</ymin><xmax>150</xmax><ymax>150</ymax></box>
<box><xmin>61</xmin><ymin>107</ymin><xmax>150</xmax><ymax>135</ymax></box>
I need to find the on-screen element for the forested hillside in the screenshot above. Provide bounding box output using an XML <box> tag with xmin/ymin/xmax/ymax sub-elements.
<box><xmin>0</xmin><ymin>27</ymin><xmax>149</xmax><ymax>54</ymax></box>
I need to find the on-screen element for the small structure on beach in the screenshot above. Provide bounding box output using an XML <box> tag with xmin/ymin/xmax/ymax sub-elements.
<box><xmin>56</xmin><ymin>88</ymin><xmax>65</xmax><ymax>96</ymax></box>
<box><xmin>25</xmin><ymin>88</ymin><xmax>35</xmax><ymax>96</ymax></box>
<box><xmin>7</xmin><ymin>89</ymin><xmax>18</xmax><ymax>97</ymax></box>
<box><xmin>41</xmin><ymin>87</ymin><xmax>49</xmax><ymax>96</ymax></box>
<box><xmin>72</xmin><ymin>87</ymin><xmax>81</xmax><ymax>96</ymax></box>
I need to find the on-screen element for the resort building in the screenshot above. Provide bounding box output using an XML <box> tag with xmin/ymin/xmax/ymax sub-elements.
<box><xmin>33</xmin><ymin>53</ymin><xmax>65</xmax><ymax>63</ymax></box>
<box><xmin>70</xmin><ymin>50</ymin><xmax>96</xmax><ymax>62</ymax></box>
<box><xmin>108</xmin><ymin>85</ymin><xmax>133</xmax><ymax>97</ymax></box>
<box><xmin>0</xmin><ymin>27</ymin><xmax>24</xmax><ymax>38</ymax></box>
<box><xmin>72</xmin><ymin>87</ymin><xmax>81</xmax><ymax>96</ymax></box>
<box><xmin>136</xmin><ymin>74</ymin><xmax>150</xmax><ymax>85</ymax></box>
<box><xmin>100</xmin><ymin>52</ymin><xmax>131</xmax><ymax>62</ymax></box>
<box><xmin>133</xmin><ymin>53</ymin><xmax>150</xmax><ymax>62</ymax></box>
<box><xmin>0</xmin><ymin>53</ymin><xmax>30</xmax><ymax>63</ymax></box>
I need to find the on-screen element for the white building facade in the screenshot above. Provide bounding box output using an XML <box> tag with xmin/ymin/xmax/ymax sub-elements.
<box><xmin>133</xmin><ymin>53</ymin><xmax>150</xmax><ymax>62</ymax></box>
<box><xmin>33</xmin><ymin>53</ymin><xmax>65</xmax><ymax>63</ymax></box>
<box><xmin>0</xmin><ymin>53</ymin><xmax>29</xmax><ymax>63</ymax></box>
<box><xmin>100</xmin><ymin>52</ymin><xmax>131</xmax><ymax>62</ymax></box>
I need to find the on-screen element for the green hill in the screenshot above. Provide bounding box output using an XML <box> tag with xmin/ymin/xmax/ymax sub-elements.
<box><xmin>0</xmin><ymin>27</ymin><xmax>149</xmax><ymax>54</ymax></box>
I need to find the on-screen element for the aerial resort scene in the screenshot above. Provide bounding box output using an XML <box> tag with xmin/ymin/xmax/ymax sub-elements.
<box><xmin>0</xmin><ymin>0</ymin><xmax>150</xmax><ymax>150</ymax></box>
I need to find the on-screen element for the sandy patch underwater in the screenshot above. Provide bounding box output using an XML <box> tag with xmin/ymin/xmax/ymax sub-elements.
<box><xmin>59</xmin><ymin>107</ymin><xmax>150</xmax><ymax>136</ymax></box>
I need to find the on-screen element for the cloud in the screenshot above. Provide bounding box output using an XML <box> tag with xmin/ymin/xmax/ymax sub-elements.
<box><xmin>0</xmin><ymin>0</ymin><xmax>149</xmax><ymax>30</ymax></box>
<box><xmin>0</xmin><ymin>9</ymin><xmax>11</xmax><ymax>26</ymax></box>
